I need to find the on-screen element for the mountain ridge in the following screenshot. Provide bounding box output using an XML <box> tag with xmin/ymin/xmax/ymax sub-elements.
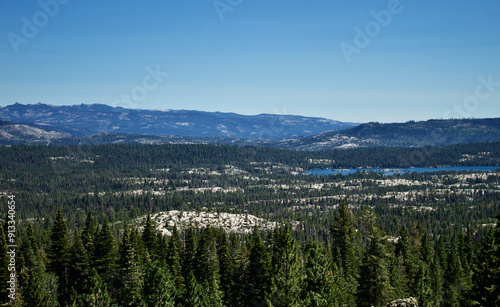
<box><xmin>1</xmin><ymin>103</ymin><xmax>500</xmax><ymax>150</ymax></box>
<box><xmin>0</xmin><ymin>103</ymin><xmax>356</xmax><ymax>140</ymax></box>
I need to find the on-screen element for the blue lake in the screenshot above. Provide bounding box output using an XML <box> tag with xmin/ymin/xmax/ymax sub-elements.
<box><xmin>308</xmin><ymin>166</ymin><xmax>500</xmax><ymax>176</ymax></box>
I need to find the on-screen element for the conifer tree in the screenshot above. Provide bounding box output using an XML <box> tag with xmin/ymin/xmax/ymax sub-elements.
<box><xmin>183</xmin><ymin>227</ymin><xmax>197</xmax><ymax>281</ymax></box>
<box><xmin>301</xmin><ymin>240</ymin><xmax>346</xmax><ymax>307</ymax></box>
<box><xmin>81</xmin><ymin>268</ymin><xmax>111</xmax><ymax>307</ymax></box>
<box><xmin>471</xmin><ymin>214</ymin><xmax>500</xmax><ymax>305</ymax></box>
<box><xmin>330</xmin><ymin>201</ymin><xmax>359</xmax><ymax>304</ymax></box>
<box><xmin>93</xmin><ymin>217</ymin><xmax>116</xmax><ymax>284</ymax></box>
<box><xmin>430</xmin><ymin>250</ymin><xmax>445</xmax><ymax>306</ymax></box>
<box><xmin>357</xmin><ymin>209</ymin><xmax>393</xmax><ymax>307</ymax></box>
<box><xmin>21</xmin><ymin>270</ymin><xmax>59</xmax><ymax>307</ymax></box>
<box><xmin>117</xmin><ymin>227</ymin><xmax>143</xmax><ymax>306</ymax></box>
<box><xmin>142</xmin><ymin>213</ymin><xmax>158</xmax><ymax>259</ymax></box>
<box><xmin>184</xmin><ymin>271</ymin><xmax>204</xmax><ymax>307</ymax></box>
<box><xmin>166</xmin><ymin>226</ymin><xmax>184</xmax><ymax>297</ymax></box>
<box><xmin>270</xmin><ymin>224</ymin><xmax>303</xmax><ymax>307</ymax></box>
<box><xmin>143</xmin><ymin>260</ymin><xmax>176</xmax><ymax>307</ymax></box>
<box><xmin>415</xmin><ymin>261</ymin><xmax>433</xmax><ymax>307</ymax></box>
<box><xmin>194</xmin><ymin>227</ymin><xmax>224</xmax><ymax>306</ymax></box>
<box><xmin>48</xmin><ymin>208</ymin><xmax>70</xmax><ymax>304</ymax></box>
<box><xmin>67</xmin><ymin>231</ymin><xmax>90</xmax><ymax>295</ymax></box>
<box><xmin>81</xmin><ymin>209</ymin><xmax>95</xmax><ymax>255</ymax></box>
<box><xmin>216</xmin><ymin>229</ymin><xmax>236</xmax><ymax>306</ymax></box>
<box><xmin>443</xmin><ymin>239</ymin><xmax>463</xmax><ymax>307</ymax></box>
<box><xmin>244</xmin><ymin>229</ymin><xmax>272</xmax><ymax>306</ymax></box>
<box><xmin>395</xmin><ymin>226</ymin><xmax>418</xmax><ymax>296</ymax></box>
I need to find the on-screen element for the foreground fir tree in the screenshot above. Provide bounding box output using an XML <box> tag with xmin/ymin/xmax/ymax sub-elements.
<box><xmin>67</xmin><ymin>231</ymin><xmax>90</xmax><ymax>296</ymax></box>
<box><xmin>80</xmin><ymin>268</ymin><xmax>111</xmax><ymax>307</ymax></box>
<box><xmin>81</xmin><ymin>209</ymin><xmax>95</xmax><ymax>255</ymax></box>
<box><xmin>330</xmin><ymin>201</ymin><xmax>359</xmax><ymax>305</ymax></box>
<box><xmin>117</xmin><ymin>228</ymin><xmax>143</xmax><ymax>306</ymax></box>
<box><xmin>143</xmin><ymin>260</ymin><xmax>176</xmax><ymax>307</ymax></box>
<box><xmin>244</xmin><ymin>229</ymin><xmax>272</xmax><ymax>306</ymax></box>
<box><xmin>48</xmin><ymin>209</ymin><xmax>70</xmax><ymax>304</ymax></box>
<box><xmin>92</xmin><ymin>217</ymin><xmax>116</xmax><ymax>284</ymax></box>
<box><xmin>194</xmin><ymin>227</ymin><xmax>224</xmax><ymax>306</ymax></box>
<box><xmin>471</xmin><ymin>214</ymin><xmax>500</xmax><ymax>305</ymax></box>
<box><xmin>21</xmin><ymin>270</ymin><xmax>59</xmax><ymax>307</ymax></box>
<box><xmin>166</xmin><ymin>226</ymin><xmax>185</xmax><ymax>302</ymax></box>
<box><xmin>216</xmin><ymin>229</ymin><xmax>237</xmax><ymax>306</ymax></box>
<box><xmin>142</xmin><ymin>213</ymin><xmax>158</xmax><ymax>260</ymax></box>
<box><xmin>271</xmin><ymin>225</ymin><xmax>303</xmax><ymax>307</ymax></box>
<box><xmin>301</xmin><ymin>240</ymin><xmax>346</xmax><ymax>307</ymax></box>
<box><xmin>357</xmin><ymin>209</ymin><xmax>394</xmax><ymax>307</ymax></box>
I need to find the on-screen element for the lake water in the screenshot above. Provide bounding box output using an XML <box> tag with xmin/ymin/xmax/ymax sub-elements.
<box><xmin>308</xmin><ymin>166</ymin><xmax>500</xmax><ymax>176</ymax></box>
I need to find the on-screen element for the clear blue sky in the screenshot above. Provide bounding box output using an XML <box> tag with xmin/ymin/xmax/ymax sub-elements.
<box><xmin>1</xmin><ymin>0</ymin><xmax>499</xmax><ymax>123</ymax></box>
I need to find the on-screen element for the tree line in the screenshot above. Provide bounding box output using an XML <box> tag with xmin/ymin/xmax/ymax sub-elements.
<box><xmin>1</xmin><ymin>203</ymin><xmax>499</xmax><ymax>306</ymax></box>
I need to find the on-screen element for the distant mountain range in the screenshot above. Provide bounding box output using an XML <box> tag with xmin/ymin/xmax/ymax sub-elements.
<box><xmin>274</xmin><ymin>118</ymin><xmax>500</xmax><ymax>150</ymax></box>
<box><xmin>0</xmin><ymin>103</ymin><xmax>499</xmax><ymax>150</ymax></box>
<box><xmin>0</xmin><ymin>103</ymin><xmax>354</xmax><ymax>140</ymax></box>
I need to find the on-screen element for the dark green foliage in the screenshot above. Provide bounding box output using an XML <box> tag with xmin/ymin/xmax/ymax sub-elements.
<box><xmin>1</xmin><ymin>142</ymin><xmax>500</xmax><ymax>306</ymax></box>
<box><xmin>80</xmin><ymin>268</ymin><xmax>111</xmax><ymax>307</ymax></box>
<box><xmin>166</xmin><ymin>227</ymin><xmax>184</xmax><ymax>297</ymax></box>
<box><xmin>244</xmin><ymin>230</ymin><xmax>272</xmax><ymax>306</ymax></box>
<box><xmin>92</xmin><ymin>217</ymin><xmax>116</xmax><ymax>284</ymax></box>
<box><xmin>301</xmin><ymin>240</ymin><xmax>346</xmax><ymax>306</ymax></box>
<box><xmin>142</xmin><ymin>260</ymin><xmax>176</xmax><ymax>307</ymax></box>
<box><xmin>21</xmin><ymin>270</ymin><xmax>59</xmax><ymax>307</ymax></box>
<box><xmin>270</xmin><ymin>224</ymin><xmax>303</xmax><ymax>307</ymax></box>
<box><xmin>67</xmin><ymin>231</ymin><xmax>90</xmax><ymax>295</ymax></box>
<box><xmin>48</xmin><ymin>208</ymin><xmax>69</xmax><ymax>304</ymax></box>
<box><xmin>330</xmin><ymin>201</ymin><xmax>359</xmax><ymax>304</ymax></box>
<box><xmin>471</xmin><ymin>214</ymin><xmax>500</xmax><ymax>305</ymax></box>
<box><xmin>117</xmin><ymin>228</ymin><xmax>143</xmax><ymax>306</ymax></box>
<box><xmin>142</xmin><ymin>213</ymin><xmax>158</xmax><ymax>259</ymax></box>
<box><xmin>358</xmin><ymin>209</ymin><xmax>394</xmax><ymax>307</ymax></box>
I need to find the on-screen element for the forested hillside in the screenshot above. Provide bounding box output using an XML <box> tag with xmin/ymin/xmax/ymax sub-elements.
<box><xmin>1</xmin><ymin>142</ymin><xmax>499</xmax><ymax>306</ymax></box>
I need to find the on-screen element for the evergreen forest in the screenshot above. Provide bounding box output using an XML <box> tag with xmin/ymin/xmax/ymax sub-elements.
<box><xmin>0</xmin><ymin>142</ymin><xmax>499</xmax><ymax>306</ymax></box>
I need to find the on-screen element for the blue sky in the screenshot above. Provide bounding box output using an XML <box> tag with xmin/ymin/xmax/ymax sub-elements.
<box><xmin>1</xmin><ymin>0</ymin><xmax>499</xmax><ymax>123</ymax></box>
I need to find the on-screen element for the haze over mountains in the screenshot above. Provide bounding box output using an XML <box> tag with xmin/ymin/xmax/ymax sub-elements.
<box><xmin>1</xmin><ymin>103</ymin><xmax>500</xmax><ymax>150</ymax></box>
<box><xmin>0</xmin><ymin>103</ymin><xmax>354</xmax><ymax>140</ymax></box>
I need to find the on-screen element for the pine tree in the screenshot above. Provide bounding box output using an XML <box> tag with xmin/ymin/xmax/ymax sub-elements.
<box><xmin>117</xmin><ymin>227</ymin><xmax>143</xmax><ymax>306</ymax></box>
<box><xmin>357</xmin><ymin>209</ymin><xmax>393</xmax><ymax>307</ymax></box>
<box><xmin>67</xmin><ymin>231</ymin><xmax>90</xmax><ymax>295</ymax></box>
<box><xmin>471</xmin><ymin>214</ymin><xmax>500</xmax><ymax>305</ymax></box>
<box><xmin>48</xmin><ymin>208</ymin><xmax>70</xmax><ymax>304</ymax></box>
<box><xmin>166</xmin><ymin>226</ymin><xmax>184</xmax><ymax>300</ymax></box>
<box><xmin>81</xmin><ymin>209</ymin><xmax>95</xmax><ymax>255</ymax></box>
<box><xmin>143</xmin><ymin>260</ymin><xmax>176</xmax><ymax>307</ymax></box>
<box><xmin>244</xmin><ymin>229</ymin><xmax>272</xmax><ymax>306</ymax></box>
<box><xmin>216</xmin><ymin>229</ymin><xmax>236</xmax><ymax>306</ymax></box>
<box><xmin>21</xmin><ymin>270</ymin><xmax>59</xmax><ymax>307</ymax></box>
<box><xmin>93</xmin><ymin>217</ymin><xmax>116</xmax><ymax>284</ymax></box>
<box><xmin>301</xmin><ymin>240</ymin><xmax>346</xmax><ymax>307</ymax></box>
<box><xmin>194</xmin><ymin>227</ymin><xmax>224</xmax><ymax>306</ymax></box>
<box><xmin>81</xmin><ymin>268</ymin><xmax>111</xmax><ymax>307</ymax></box>
<box><xmin>330</xmin><ymin>201</ymin><xmax>359</xmax><ymax>304</ymax></box>
<box><xmin>142</xmin><ymin>213</ymin><xmax>158</xmax><ymax>260</ymax></box>
<box><xmin>183</xmin><ymin>227</ymin><xmax>197</xmax><ymax>281</ymax></box>
<box><xmin>443</xmin><ymin>239</ymin><xmax>463</xmax><ymax>307</ymax></box>
<box><xmin>270</xmin><ymin>225</ymin><xmax>303</xmax><ymax>307</ymax></box>
<box><xmin>430</xmin><ymin>250</ymin><xmax>445</xmax><ymax>306</ymax></box>
<box><xmin>415</xmin><ymin>261</ymin><xmax>433</xmax><ymax>307</ymax></box>
<box><xmin>184</xmin><ymin>271</ymin><xmax>204</xmax><ymax>307</ymax></box>
<box><xmin>395</xmin><ymin>226</ymin><xmax>418</xmax><ymax>296</ymax></box>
